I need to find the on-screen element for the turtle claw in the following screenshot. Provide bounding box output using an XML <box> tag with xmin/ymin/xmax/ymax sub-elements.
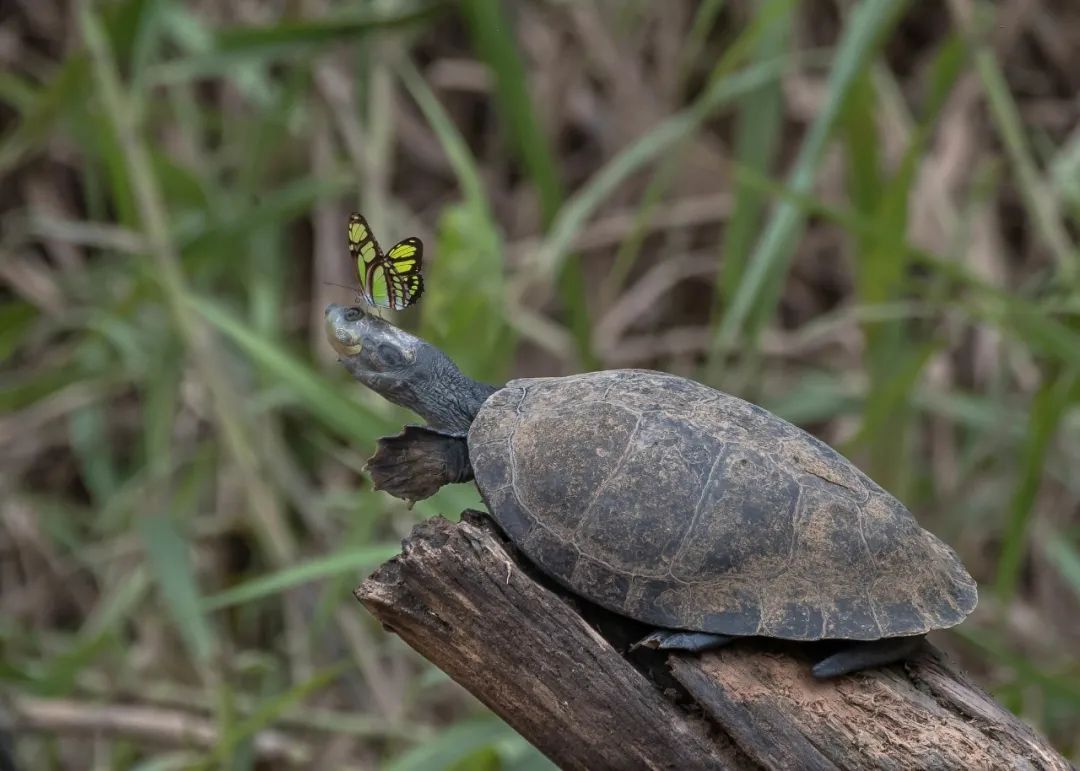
<box><xmin>632</xmin><ymin>630</ymin><xmax>736</xmax><ymax>653</ymax></box>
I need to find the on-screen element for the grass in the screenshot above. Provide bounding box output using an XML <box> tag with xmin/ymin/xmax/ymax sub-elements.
<box><xmin>2</xmin><ymin>0</ymin><xmax>1080</xmax><ymax>767</ymax></box>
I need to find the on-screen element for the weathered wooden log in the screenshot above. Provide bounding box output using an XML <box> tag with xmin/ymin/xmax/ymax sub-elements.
<box><xmin>355</xmin><ymin>511</ymin><xmax>1071</xmax><ymax>770</ymax></box>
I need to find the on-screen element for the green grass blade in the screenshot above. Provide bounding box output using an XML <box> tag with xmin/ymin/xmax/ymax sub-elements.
<box><xmin>527</xmin><ymin>52</ymin><xmax>804</xmax><ymax>296</ymax></box>
<box><xmin>393</xmin><ymin>57</ymin><xmax>490</xmax><ymax>219</ymax></box>
<box><xmin>215</xmin><ymin>7</ymin><xmax>446</xmax><ymax>51</ymax></box>
<box><xmin>954</xmin><ymin>625</ymin><xmax>1080</xmax><ymax>702</ymax></box>
<box><xmin>395</xmin><ymin>57</ymin><xmax>519</xmax><ymax>376</ymax></box>
<box><xmin>1051</xmin><ymin>129</ymin><xmax>1080</xmax><ymax>213</ymax></box>
<box><xmin>203</xmin><ymin>545</ymin><xmax>399</xmax><ymax>611</ymax></box>
<box><xmin>842</xmin><ymin>341</ymin><xmax>939</xmax><ymax>459</ymax></box>
<box><xmin>29</xmin><ymin>634</ymin><xmax>115</xmax><ymax>698</ymax></box>
<box><xmin>1044</xmin><ymin>537</ymin><xmax>1080</xmax><ymax>605</ymax></box>
<box><xmin>82</xmin><ymin>6</ymin><xmax>294</xmax><ymax>568</ymax></box>
<box><xmin>710</xmin><ymin>0</ymin><xmax>911</xmax><ymax>357</ymax></box>
<box><xmin>995</xmin><ymin>371</ymin><xmax>1079</xmax><ymax>607</ymax></box>
<box><xmin>18</xmin><ymin>562</ymin><xmax>149</xmax><ymax>697</ymax></box>
<box><xmin>457</xmin><ymin>0</ymin><xmax>561</xmax><ymax>224</ymax></box>
<box><xmin>213</xmin><ymin>661</ymin><xmax>350</xmax><ymax>763</ymax></box>
<box><xmin>148</xmin><ymin>5</ymin><xmax>443</xmax><ymax>85</ymax></box>
<box><xmin>0</xmin><ymin>300</ymin><xmax>38</xmax><ymax>362</ymax></box>
<box><xmin>84</xmin><ymin>567</ymin><xmax>152</xmax><ymax>636</ymax></box>
<box><xmin>138</xmin><ymin>512</ymin><xmax>217</xmax><ymax>664</ymax></box>
<box><xmin>442</xmin><ymin>4</ymin><xmax>595</xmax><ymax>366</ymax></box>
<box><xmin>188</xmin><ymin>294</ymin><xmax>396</xmax><ymax>439</ymax></box>
<box><xmin>604</xmin><ymin>0</ymin><xmax>794</xmax><ymax>305</ymax></box>
<box><xmin>100</xmin><ymin>0</ymin><xmax>162</xmax><ymax>82</ymax></box>
<box><xmin>0</xmin><ymin>367</ymin><xmax>89</xmax><ymax>413</ymax></box>
<box><xmin>0</xmin><ymin>70</ymin><xmax>38</xmax><ymax>111</ymax></box>
<box><xmin>847</xmin><ymin>36</ymin><xmax>966</xmax><ymax>488</ymax></box>
<box><xmin>176</xmin><ymin>172</ymin><xmax>354</xmax><ymax>255</ymax></box>
<box><xmin>0</xmin><ymin>55</ymin><xmax>88</xmax><ymax>176</ymax></box>
<box><xmin>678</xmin><ymin>0</ymin><xmax>727</xmax><ymax>88</ymax></box>
<box><xmin>421</xmin><ymin>203</ymin><xmax>514</xmax><ymax>382</ymax></box>
<box><xmin>28</xmin><ymin>568</ymin><xmax>152</xmax><ymax>696</ymax></box>
<box><xmin>973</xmin><ymin>33</ymin><xmax>1078</xmax><ymax>283</ymax></box>
<box><xmin>68</xmin><ymin>405</ymin><xmax>118</xmax><ymax>506</ymax></box>
<box><xmin>385</xmin><ymin>717</ymin><xmax>516</xmax><ymax>771</ymax></box>
<box><xmin>720</xmin><ymin>6</ymin><xmax>789</xmax><ymax>312</ymax></box>
<box><xmin>994</xmin><ymin>305</ymin><xmax>1080</xmax><ymax>372</ymax></box>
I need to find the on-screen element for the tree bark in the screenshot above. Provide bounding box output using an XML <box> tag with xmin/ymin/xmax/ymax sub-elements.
<box><xmin>355</xmin><ymin>512</ymin><xmax>1071</xmax><ymax>771</ymax></box>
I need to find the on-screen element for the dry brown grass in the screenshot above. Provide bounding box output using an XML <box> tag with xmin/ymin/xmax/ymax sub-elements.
<box><xmin>2</xmin><ymin>0</ymin><xmax>1079</xmax><ymax>767</ymax></box>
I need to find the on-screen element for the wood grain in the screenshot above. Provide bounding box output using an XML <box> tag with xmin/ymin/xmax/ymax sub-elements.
<box><xmin>355</xmin><ymin>512</ymin><xmax>1071</xmax><ymax>770</ymax></box>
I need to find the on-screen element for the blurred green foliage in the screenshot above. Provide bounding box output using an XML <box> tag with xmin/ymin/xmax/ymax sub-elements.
<box><xmin>2</xmin><ymin>0</ymin><xmax>1080</xmax><ymax>768</ymax></box>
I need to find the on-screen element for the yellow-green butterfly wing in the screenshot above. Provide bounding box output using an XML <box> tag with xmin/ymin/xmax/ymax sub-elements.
<box><xmin>347</xmin><ymin>213</ymin><xmax>424</xmax><ymax>310</ymax></box>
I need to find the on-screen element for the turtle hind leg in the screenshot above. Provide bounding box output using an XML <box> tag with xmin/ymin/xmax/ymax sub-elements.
<box><xmin>811</xmin><ymin>634</ymin><xmax>925</xmax><ymax>679</ymax></box>
<box><xmin>365</xmin><ymin>425</ymin><xmax>472</xmax><ymax>505</ymax></box>
<box><xmin>632</xmin><ymin>629</ymin><xmax>736</xmax><ymax>653</ymax></box>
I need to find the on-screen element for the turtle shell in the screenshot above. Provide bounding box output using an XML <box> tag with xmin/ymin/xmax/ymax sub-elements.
<box><xmin>467</xmin><ymin>370</ymin><xmax>977</xmax><ymax>641</ymax></box>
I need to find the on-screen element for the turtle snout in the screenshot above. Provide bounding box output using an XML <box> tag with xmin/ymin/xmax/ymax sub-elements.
<box><xmin>324</xmin><ymin>304</ymin><xmax>366</xmax><ymax>356</ymax></box>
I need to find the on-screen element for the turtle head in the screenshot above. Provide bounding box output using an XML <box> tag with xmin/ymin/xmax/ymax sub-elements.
<box><xmin>324</xmin><ymin>303</ymin><xmax>425</xmax><ymax>371</ymax></box>
<box><xmin>325</xmin><ymin>304</ymin><xmax>496</xmax><ymax>434</ymax></box>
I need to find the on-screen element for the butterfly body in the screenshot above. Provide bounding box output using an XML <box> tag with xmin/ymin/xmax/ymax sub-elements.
<box><xmin>348</xmin><ymin>213</ymin><xmax>424</xmax><ymax>310</ymax></box>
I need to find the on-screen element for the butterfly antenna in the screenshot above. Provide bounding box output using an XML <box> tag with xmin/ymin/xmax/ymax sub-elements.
<box><xmin>321</xmin><ymin>280</ymin><xmax>356</xmax><ymax>292</ymax></box>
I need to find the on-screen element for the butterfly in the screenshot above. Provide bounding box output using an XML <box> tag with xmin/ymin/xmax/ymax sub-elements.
<box><xmin>347</xmin><ymin>213</ymin><xmax>424</xmax><ymax>310</ymax></box>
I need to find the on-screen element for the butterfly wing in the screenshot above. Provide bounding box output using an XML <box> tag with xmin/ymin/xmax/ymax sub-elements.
<box><xmin>348</xmin><ymin>213</ymin><xmax>383</xmax><ymax>306</ymax></box>
<box><xmin>384</xmin><ymin>237</ymin><xmax>424</xmax><ymax>309</ymax></box>
<box><xmin>347</xmin><ymin>213</ymin><xmax>424</xmax><ymax>310</ymax></box>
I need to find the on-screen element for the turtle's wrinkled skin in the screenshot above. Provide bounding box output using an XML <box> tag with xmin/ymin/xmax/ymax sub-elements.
<box><xmin>470</xmin><ymin>371</ymin><xmax>976</xmax><ymax>642</ymax></box>
<box><xmin>326</xmin><ymin>304</ymin><xmax>978</xmax><ymax>676</ymax></box>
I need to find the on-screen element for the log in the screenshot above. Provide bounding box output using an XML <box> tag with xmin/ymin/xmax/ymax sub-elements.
<box><xmin>355</xmin><ymin>512</ymin><xmax>1071</xmax><ymax>771</ymax></box>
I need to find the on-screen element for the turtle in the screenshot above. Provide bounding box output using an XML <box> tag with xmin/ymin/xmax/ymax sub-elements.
<box><xmin>325</xmin><ymin>304</ymin><xmax>978</xmax><ymax>678</ymax></box>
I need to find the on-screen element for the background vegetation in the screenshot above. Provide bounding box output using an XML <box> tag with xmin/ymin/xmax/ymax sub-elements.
<box><xmin>2</xmin><ymin>0</ymin><xmax>1079</xmax><ymax>767</ymax></box>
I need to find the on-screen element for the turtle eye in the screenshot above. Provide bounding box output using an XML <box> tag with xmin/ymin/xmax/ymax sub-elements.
<box><xmin>344</xmin><ymin>307</ymin><xmax>362</xmax><ymax>322</ymax></box>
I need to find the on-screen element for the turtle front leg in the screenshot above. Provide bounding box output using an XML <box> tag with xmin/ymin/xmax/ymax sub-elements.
<box><xmin>365</xmin><ymin>426</ymin><xmax>473</xmax><ymax>506</ymax></box>
<box><xmin>632</xmin><ymin>630</ymin><xmax>736</xmax><ymax>653</ymax></box>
